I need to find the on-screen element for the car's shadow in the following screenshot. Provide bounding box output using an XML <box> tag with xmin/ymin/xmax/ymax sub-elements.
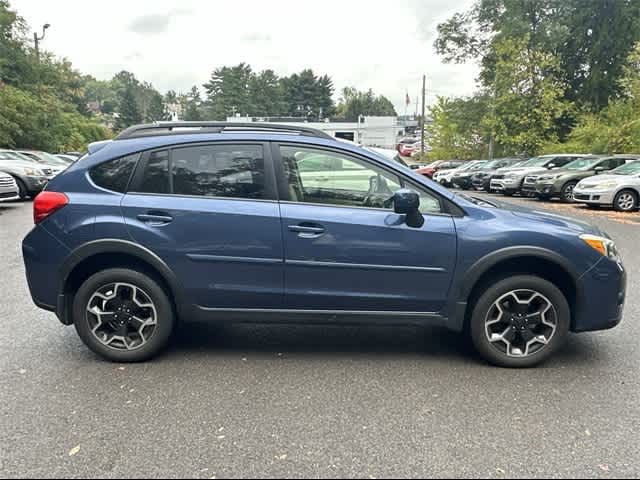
<box><xmin>166</xmin><ymin>321</ymin><xmax>609</xmax><ymax>367</ymax></box>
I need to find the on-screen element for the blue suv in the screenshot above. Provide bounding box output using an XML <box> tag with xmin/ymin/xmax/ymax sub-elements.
<box><xmin>22</xmin><ymin>122</ymin><xmax>627</xmax><ymax>367</ymax></box>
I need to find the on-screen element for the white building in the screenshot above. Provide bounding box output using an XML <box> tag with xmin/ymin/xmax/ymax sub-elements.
<box><xmin>226</xmin><ymin>116</ymin><xmax>416</xmax><ymax>149</ymax></box>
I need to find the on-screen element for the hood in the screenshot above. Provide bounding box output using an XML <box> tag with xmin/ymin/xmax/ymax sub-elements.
<box><xmin>579</xmin><ymin>173</ymin><xmax>639</xmax><ymax>185</ymax></box>
<box><xmin>500</xmin><ymin>166</ymin><xmax>550</xmax><ymax>174</ymax></box>
<box><xmin>489</xmin><ymin>198</ymin><xmax>602</xmax><ymax>234</ymax></box>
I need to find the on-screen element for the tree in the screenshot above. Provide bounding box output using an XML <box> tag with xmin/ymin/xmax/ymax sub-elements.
<box><xmin>203</xmin><ymin>63</ymin><xmax>252</xmax><ymax>119</ymax></box>
<box><xmin>248</xmin><ymin>69</ymin><xmax>285</xmax><ymax>117</ymax></box>
<box><xmin>116</xmin><ymin>86</ymin><xmax>142</xmax><ymax>129</ymax></box>
<box><xmin>335</xmin><ymin>87</ymin><xmax>397</xmax><ymax>120</ymax></box>
<box><xmin>183</xmin><ymin>86</ymin><xmax>203</xmax><ymax>121</ymax></box>
<box><xmin>281</xmin><ymin>69</ymin><xmax>334</xmax><ymax>118</ymax></box>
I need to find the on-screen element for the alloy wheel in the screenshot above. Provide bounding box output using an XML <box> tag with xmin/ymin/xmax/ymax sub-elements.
<box><xmin>485</xmin><ymin>289</ymin><xmax>557</xmax><ymax>358</ymax></box>
<box><xmin>85</xmin><ymin>282</ymin><xmax>158</xmax><ymax>351</ymax></box>
<box><xmin>563</xmin><ymin>183</ymin><xmax>576</xmax><ymax>202</ymax></box>
<box><xmin>617</xmin><ymin>192</ymin><xmax>636</xmax><ymax>211</ymax></box>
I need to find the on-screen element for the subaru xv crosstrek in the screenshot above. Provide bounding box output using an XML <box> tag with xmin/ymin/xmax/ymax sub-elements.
<box><xmin>22</xmin><ymin>122</ymin><xmax>627</xmax><ymax>367</ymax></box>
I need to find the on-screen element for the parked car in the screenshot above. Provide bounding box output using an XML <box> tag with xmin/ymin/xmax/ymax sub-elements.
<box><xmin>23</xmin><ymin>122</ymin><xmax>626</xmax><ymax>368</ymax></box>
<box><xmin>416</xmin><ymin>160</ymin><xmax>465</xmax><ymax>179</ymax></box>
<box><xmin>364</xmin><ymin>147</ymin><xmax>410</xmax><ymax>168</ymax></box>
<box><xmin>434</xmin><ymin>161</ymin><xmax>486</xmax><ymax>188</ymax></box>
<box><xmin>471</xmin><ymin>158</ymin><xmax>525</xmax><ymax>192</ymax></box>
<box><xmin>0</xmin><ymin>171</ymin><xmax>20</xmax><ymax>202</ymax></box>
<box><xmin>491</xmin><ymin>154</ymin><xmax>591</xmax><ymax>196</ymax></box>
<box><xmin>16</xmin><ymin>150</ymin><xmax>70</xmax><ymax>175</ymax></box>
<box><xmin>398</xmin><ymin>141</ymin><xmax>421</xmax><ymax>157</ymax></box>
<box><xmin>527</xmin><ymin>156</ymin><xmax>639</xmax><ymax>202</ymax></box>
<box><xmin>573</xmin><ymin>160</ymin><xmax>640</xmax><ymax>211</ymax></box>
<box><xmin>0</xmin><ymin>151</ymin><xmax>51</xmax><ymax>199</ymax></box>
<box><xmin>451</xmin><ymin>161</ymin><xmax>490</xmax><ymax>189</ymax></box>
<box><xmin>396</xmin><ymin>137</ymin><xmax>419</xmax><ymax>153</ymax></box>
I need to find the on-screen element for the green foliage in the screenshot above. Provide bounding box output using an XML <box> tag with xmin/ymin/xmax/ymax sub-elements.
<box><xmin>426</xmin><ymin>95</ymin><xmax>492</xmax><ymax>160</ymax></box>
<box><xmin>115</xmin><ymin>86</ymin><xmax>142</xmax><ymax>130</ymax></box>
<box><xmin>335</xmin><ymin>87</ymin><xmax>397</xmax><ymax>120</ymax></box>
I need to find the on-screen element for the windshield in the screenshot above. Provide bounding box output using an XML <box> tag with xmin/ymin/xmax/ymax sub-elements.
<box><xmin>563</xmin><ymin>157</ymin><xmax>601</xmax><ymax>170</ymax></box>
<box><xmin>521</xmin><ymin>156</ymin><xmax>553</xmax><ymax>167</ymax></box>
<box><xmin>0</xmin><ymin>151</ymin><xmax>39</xmax><ymax>163</ymax></box>
<box><xmin>28</xmin><ymin>151</ymin><xmax>69</xmax><ymax>166</ymax></box>
<box><xmin>611</xmin><ymin>161</ymin><xmax>640</xmax><ymax>176</ymax></box>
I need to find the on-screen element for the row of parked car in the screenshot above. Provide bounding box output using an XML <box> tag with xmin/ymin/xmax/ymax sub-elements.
<box><xmin>0</xmin><ymin>150</ymin><xmax>82</xmax><ymax>202</ymax></box>
<box><xmin>414</xmin><ymin>154</ymin><xmax>640</xmax><ymax>212</ymax></box>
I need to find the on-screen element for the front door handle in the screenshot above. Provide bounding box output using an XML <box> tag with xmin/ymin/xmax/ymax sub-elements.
<box><xmin>288</xmin><ymin>224</ymin><xmax>325</xmax><ymax>238</ymax></box>
<box><xmin>137</xmin><ymin>213</ymin><xmax>173</xmax><ymax>225</ymax></box>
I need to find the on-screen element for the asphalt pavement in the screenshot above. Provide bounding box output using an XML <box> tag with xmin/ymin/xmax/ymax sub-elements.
<box><xmin>0</xmin><ymin>194</ymin><xmax>638</xmax><ymax>478</ymax></box>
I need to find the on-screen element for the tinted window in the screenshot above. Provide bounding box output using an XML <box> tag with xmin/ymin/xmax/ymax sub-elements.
<box><xmin>138</xmin><ymin>150</ymin><xmax>170</xmax><ymax>194</ymax></box>
<box><xmin>172</xmin><ymin>145</ymin><xmax>264</xmax><ymax>199</ymax></box>
<box><xmin>89</xmin><ymin>154</ymin><xmax>139</xmax><ymax>193</ymax></box>
<box><xmin>281</xmin><ymin>146</ymin><xmax>402</xmax><ymax>209</ymax></box>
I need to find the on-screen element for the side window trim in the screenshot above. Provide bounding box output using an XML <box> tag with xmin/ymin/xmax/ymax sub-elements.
<box><xmin>126</xmin><ymin>141</ymin><xmax>278</xmax><ymax>201</ymax></box>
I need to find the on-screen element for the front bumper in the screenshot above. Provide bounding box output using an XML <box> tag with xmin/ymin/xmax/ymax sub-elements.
<box><xmin>452</xmin><ymin>176</ymin><xmax>473</xmax><ymax>188</ymax></box>
<box><xmin>573</xmin><ymin>187</ymin><xmax>616</xmax><ymax>205</ymax></box>
<box><xmin>574</xmin><ymin>257</ymin><xmax>627</xmax><ymax>332</ymax></box>
<box><xmin>534</xmin><ymin>181</ymin><xmax>563</xmax><ymax>197</ymax></box>
<box><xmin>490</xmin><ymin>178</ymin><xmax>520</xmax><ymax>192</ymax></box>
<box><xmin>22</xmin><ymin>176</ymin><xmax>49</xmax><ymax>194</ymax></box>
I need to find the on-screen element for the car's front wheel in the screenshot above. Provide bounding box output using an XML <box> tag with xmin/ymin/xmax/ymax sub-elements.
<box><xmin>73</xmin><ymin>268</ymin><xmax>175</xmax><ymax>362</ymax></box>
<box><xmin>561</xmin><ymin>181</ymin><xmax>578</xmax><ymax>203</ymax></box>
<box><xmin>469</xmin><ymin>275</ymin><xmax>570</xmax><ymax>368</ymax></box>
<box><xmin>613</xmin><ymin>189</ymin><xmax>638</xmax><ymax>212</ymax></box>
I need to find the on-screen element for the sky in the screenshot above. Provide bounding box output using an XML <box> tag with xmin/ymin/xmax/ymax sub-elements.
<box><xmin>13</xmin><ymin>0</ymin><xmax>479</xmax><ymax>114</ymax></box>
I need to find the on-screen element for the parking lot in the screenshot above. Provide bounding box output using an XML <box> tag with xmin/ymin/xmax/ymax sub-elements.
<box><xmin>1</xmin><ymin>194</ymin><xmax>638</xmax><ymax>479</ymax></box>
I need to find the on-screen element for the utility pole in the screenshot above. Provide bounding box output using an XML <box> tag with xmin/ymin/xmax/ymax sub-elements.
<box><xmin>420</xmin><ymin>75</ymin><xmax>426</xmax><ymax>155</ymax></box>
<box><xmin>33</xmin><ymin>23</ymin><xmax>51</xmax><ymax>62</ymax></box>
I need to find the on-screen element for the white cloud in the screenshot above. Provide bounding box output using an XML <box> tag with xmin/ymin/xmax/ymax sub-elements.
<box><xmin>12</xmin><ymin>0</ymin><xmax>480</xmax><ymax>113</ymax></box>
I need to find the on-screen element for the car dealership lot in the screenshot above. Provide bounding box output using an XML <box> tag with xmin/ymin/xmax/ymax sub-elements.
<box><xmin>1</xmin><ymin>197</ymin><xmax>638</xmax><ymax>478</ymax></box>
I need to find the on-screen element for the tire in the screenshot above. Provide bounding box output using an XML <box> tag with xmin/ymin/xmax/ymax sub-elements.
<box><xmin>503</xmin><ymin>190</ymin><xmax>514</xmax><ymax>197</ymax></box>
<box><xmin>613</xmin><ymin>189</ymin><xmax>638</xmax><ymax>212</ymax></box>
<box><xmin>73</xmin><ymin>268</ymin><xmax>175</xmax><ymax>362</ymax></box>
<box><xmin>469</xmin><ymin>275</ymin><xmax>570</xmax><ymax>368</ymax></box>
<box><xmin>14</xmin><ymin>178</ymin><xmax>29</xmax><ymax>200</ymax></box>
<box><xmin>561</xmin><ymin>181</ymin><xmax>578</xmax><ymax>203</ymax></box>
<box><xmin>537</xmin><ymin>194</ymin><xmax>551</xmax><ymax>201</ymax></box>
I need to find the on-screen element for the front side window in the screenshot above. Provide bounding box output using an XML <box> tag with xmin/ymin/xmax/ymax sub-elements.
<box><xmin>172</xmin><ymin>144</ymin><xmax>264</xmax><ymax>199</ymax></box>
<box><xmin>281</xmin><ymin>146</ymin><xmax>402</xmax><ymax>209</ymax></box>
<box><xmin>89</xmin><ymin>154</ymin><xmax>139</xmax><ymax>193</ymax></box>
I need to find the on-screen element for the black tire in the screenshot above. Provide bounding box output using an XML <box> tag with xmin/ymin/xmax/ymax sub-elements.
<box><xmin>561</xmin><ymin>181</ymin><xmax>578</xmax><ymax>203</ymax></box>
<box><xmin>613</xmin><ymin>189</ymin><xmax>638</xmax><ymax>212</ymax></box>
<box><xmin>73</xmin><ymin>268</ymin><xmax>175</xmax><ymax>362</ymax></box>
<box><xmin>469</xmin><ymin>275</ymin><xmax>570</xmax><ymax>368</ymax></box>
<box><xmin>537</xmin><ymin>194</ymin><xmax>551</xmax><ymax>201</ymax></box>
<box><xmin>14</xmin><ymin>178</ymin><xmax>29</xmax><ymax>200</ymax></box>
<box><xmin>503</xmin><ymin>190</ymin><xmax>514</xmax><ymax>197</ymax></box>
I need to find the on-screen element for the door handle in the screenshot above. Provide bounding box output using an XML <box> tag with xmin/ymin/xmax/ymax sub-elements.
<box><xmin>137</xmin><ymin>213</ymin><xmax>173</xmax><ymax>225</ymax></box>
<box><xmin>288</xmin><ymin>224</ymin><xmax>325</xmax><ymax>238</ymax></box>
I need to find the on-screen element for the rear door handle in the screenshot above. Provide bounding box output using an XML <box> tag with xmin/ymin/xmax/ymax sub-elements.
<box><xmin>288</xmin><ymin>224</ymin><xmax>325</xmax><ymax>238</ymax></box>
<box><xmin>137</xmin><ymin>213</ymin><xmax>173</xmax><ymax>225</ymax></box>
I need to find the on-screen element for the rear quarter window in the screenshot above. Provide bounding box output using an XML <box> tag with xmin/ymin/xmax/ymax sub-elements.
<box><xmin>89</xmin><ymin>154</ymin><xmax>139</xmax><ymax>193</ymax></box>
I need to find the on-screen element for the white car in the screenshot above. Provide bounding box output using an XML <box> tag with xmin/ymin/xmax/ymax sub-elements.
<box><xmin>573</xmin><ymin>161</ymin><xmax>640</xmax><ymax>212</ymax></box>
<box><xmin>0</xmin><ymin>171</ymin><xmax>19</xmax><ymax>202</ymax></box>
<box><xmin>435</xmin><ymin>161</ymin><xmax>485</xmax><ymax>187</ymax></box>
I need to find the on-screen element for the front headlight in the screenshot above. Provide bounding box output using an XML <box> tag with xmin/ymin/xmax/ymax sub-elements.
<box><xmin>580</xmin><ymin>234</ymin><xmax>621</xmax><ymax>262</ymax></box>
<box><xmin>24</xmin><ymin>168</ymin><xmax>44</xmax><ymax>176</ymax></box>
<box><xmin>505</xmin><ymin>173</ymin><xmax>517</xmax><ymax>179</ymax></box>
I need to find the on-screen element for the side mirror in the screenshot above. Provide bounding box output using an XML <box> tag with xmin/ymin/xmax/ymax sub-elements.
<box><xmin>594</xmin><ymin>166</ymin><xmax>605</xmax><ymax>174</ymax></box>
<box><xmin>393</xmin><ymin>189</ymin><xmax>424</xmax><ymax>228</ymax></box>
<box><xmin>410</xmin><ymin>165</ymin><xmax>420</xmax><ymax>170</ymax></box>
<box><xmin>547</xmin><ymin>163</ymin><xmax>556</xmax><ymax>169</ymax></box>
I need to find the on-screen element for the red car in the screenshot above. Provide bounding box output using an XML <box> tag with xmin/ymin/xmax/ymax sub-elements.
<box><xmin>397</xmin><ymin>140</ymin><xmax>421</xmax><ymax>157</ymax></box>
<box><xmin>416</xmin><ymin>160</ymin><xmax>464</xmax><ymax>179</ymax></box>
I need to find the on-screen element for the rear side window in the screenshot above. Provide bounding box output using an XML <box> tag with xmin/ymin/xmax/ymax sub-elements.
<box><xmin>89</xmin><ymin>154</ymin><xmax>139</xmax><ymax>193</ymax></box>
<box><xmin>172</xmin><ymin>144</ymin><xmax>265</xmax><ymax>199</ymax></box>
<box><xmin>138</xmin><ymin>151</ymin><xmax>170</xmax><ymax>194</ymax></box>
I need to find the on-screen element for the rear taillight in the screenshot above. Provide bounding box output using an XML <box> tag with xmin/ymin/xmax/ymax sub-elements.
<box><xmin>33</xmin><ymin>191</ymin><xmax>69</xmax><ymax>224</ymax></box>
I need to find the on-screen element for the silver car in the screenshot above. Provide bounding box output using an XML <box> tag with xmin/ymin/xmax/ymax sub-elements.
<box><xmin>0</xmin><ymin>171</ymin><xmax>19</xmax><ymax>202</ymax></box>
<box><xmin>573</xmin><ymin>161</ymin><xmax>640</xmax><ymax>211</ymax></box>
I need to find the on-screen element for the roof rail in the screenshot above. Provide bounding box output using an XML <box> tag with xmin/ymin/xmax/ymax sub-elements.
<box><xmin>114</xmin><ymin>122</ymin><xmax>335</xmax><ymax>141</ymax></box>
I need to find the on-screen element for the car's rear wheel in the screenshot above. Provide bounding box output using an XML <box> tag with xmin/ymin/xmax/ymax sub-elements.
<box><xmin>469</xmin><ymin>275</ymin><xmax>570</xmax><ymax>368</ymax></box>
<box><xmin>73</xmin><ymin>268</ymin><xmax>175</xmax><ymax>362</ymax></box>
<box><xmin>561</xmin><ymin>181</ymin><xmax>578</xmax><ymax>203</ymax></box>
<box><xmin>613</xmin><ymin>189</ymin><xmax>638</xmax><ymax>212</ymax></box>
